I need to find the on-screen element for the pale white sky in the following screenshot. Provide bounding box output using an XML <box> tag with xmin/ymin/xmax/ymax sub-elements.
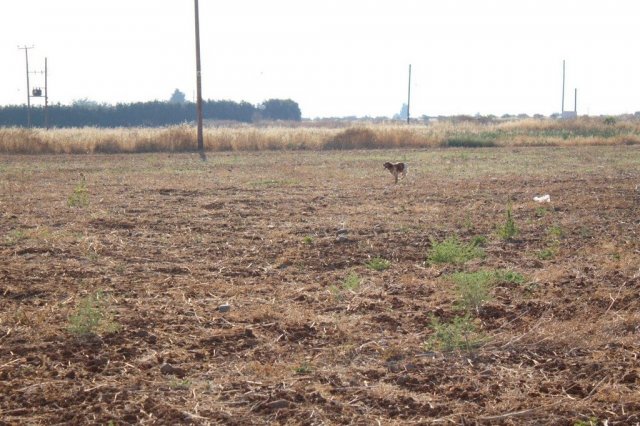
<box><xmin>1</xmin><ymin>1</ymin><xmax>638</xmax><ymax>118</ymax></box>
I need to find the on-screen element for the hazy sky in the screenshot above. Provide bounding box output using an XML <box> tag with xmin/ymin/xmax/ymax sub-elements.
<box><xmin>1</xmin><ymin>1</ymin><xmax>638</xmax><ymax>118</ymax></box>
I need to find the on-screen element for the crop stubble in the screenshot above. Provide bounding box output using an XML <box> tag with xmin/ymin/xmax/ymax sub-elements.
<box><xmin>1</xmin><ymin>146</ymin><xmax>639</xmax><ymax>424</ymax></box>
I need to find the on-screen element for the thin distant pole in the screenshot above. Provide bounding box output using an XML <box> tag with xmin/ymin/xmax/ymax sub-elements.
<box><xmin>45</xmin><ymin>57</ymin><xmax>49</xmax><ymax>129</ymax></box>
<box><xmin>407</xmin><ymin>64</ymin><xmax>412</xmax><ymax>124</ymax></box>
<box><xmin>574</xmin><ymin>88</ymin><xmax>577</xmax><ymax>114</ymax></box>
<box><xmin>194</xmin><ymin>0</ymin><xmax>204</xmax><ymax>154</ymax></box>
<box><xmin>561</xmin><ymin>60</ymin><xmax>565</xmax><ymax>115</ymax></box>
<box><xmin>18</xmin><ymin>45</ymin><xmax>34</xmax><ymax>127</ymax></box>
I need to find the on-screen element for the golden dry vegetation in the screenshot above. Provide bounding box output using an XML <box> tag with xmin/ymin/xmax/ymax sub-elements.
<box><xmin>1</xmin><ymin>116</ymin><xmax>640</xmax><ymax>155</ymax></box>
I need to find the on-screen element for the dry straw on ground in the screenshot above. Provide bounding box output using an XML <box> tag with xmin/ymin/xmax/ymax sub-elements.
<box><xmin>1</xmin><ymin>147</ymin><xmax>639</xmax><ymax>424</ymax></box>
<box><xmin>1</xmin><ymin>117</ymin><xmax>639</xmax><ymax>154</ymax></box>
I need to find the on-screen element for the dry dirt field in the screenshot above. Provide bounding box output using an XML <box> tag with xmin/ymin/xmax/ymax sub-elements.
<box><xmin>1</xmin><ymin>146</ymin><xmax>639</xmax><ymax>425</ymax></box>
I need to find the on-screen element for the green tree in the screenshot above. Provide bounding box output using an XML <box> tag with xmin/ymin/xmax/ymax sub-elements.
<box><xmin>259</xmin><ymin>99</ymin><xmax>301</xmax><ymax>121</ymax></box>
<box><xmin>169</xmin><ymin>89</ymin><xmax>187</xmax><ymax>104</ymax></box>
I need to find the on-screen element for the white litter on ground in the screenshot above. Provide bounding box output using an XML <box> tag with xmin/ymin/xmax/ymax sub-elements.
<box><xmin>534</xmin><ymin>194</ymin><xmax>551</xmax><ymax>203</ymax></box>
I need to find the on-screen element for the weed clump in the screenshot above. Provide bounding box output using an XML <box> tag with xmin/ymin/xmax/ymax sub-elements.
<box><xmin>330</xmin><ymin>272</ymin><xmax>362</xmax><ymax>301</ymax></box>
<box><xmin>449</xmin><ymin>271</ymin><xmax>494</xmax><ymax>313</ymax></box>
<box><xmin>365</xmin><ymin>257</ymin><xmax>391</xmax><ymax>271</ymax></box>
<box><xmin>68</xmin><ymin>292</ymin><xmax>120</xmax><ymax>336</ymax></box>
<box><xmin>427</xmin><ymin>237</ymin><xmax>485</xmax><ymax>265</ymax></box>
<box><xmin>497</xmin><ymin>204</ymin><xmax>518</xmax><ymax>240</ymax></box>
<box><xmin>68</xmin><ymin>175</ymin><xmax>89</xmax><ymax>208</ymax></box>
<box><xmin>424</xmin><ymin>315</ymin><xmax>484</xmax><ymax>353</ymax></box>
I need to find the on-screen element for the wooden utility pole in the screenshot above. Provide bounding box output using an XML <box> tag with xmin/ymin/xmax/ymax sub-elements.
<box><xmin>18</xmin><ymin>45</ymin><xmax>34</xmax><ymax>127</ymax></box>
<box><xmin>407</xmin><ymin>64</ymin><xmax>412</xmax><ymax>124</ymax></box>
<box><xmin>194</xmin><ymin>0</ymin><xmax>204</xmax><ymax>154</ymax></box>
<box><xmin>45</xmin><ymin>57</ymin><xmax>49</xmax><ymax>129</ymax></box>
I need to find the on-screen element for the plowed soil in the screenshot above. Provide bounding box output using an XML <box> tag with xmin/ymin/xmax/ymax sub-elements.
<box><xmin>1</xmin><ymin>146</ymin><xmax>639</xmax><ymax>425</ymax></box>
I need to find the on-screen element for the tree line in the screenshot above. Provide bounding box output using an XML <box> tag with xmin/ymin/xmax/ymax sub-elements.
<box><xmin>0</xmin><ymin>98</ymin><xmax>301</xmax><ymax>128</ymax></box>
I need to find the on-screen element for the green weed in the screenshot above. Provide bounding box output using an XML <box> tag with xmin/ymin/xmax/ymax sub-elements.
<box><xmin>427</xmin><ymin>237</ymin><xmax>485</xmax><ymax>265</ymax></box>
<box><xmin>547</xmin><ymin>224</ymin><xmax>564</xmax><ymax>239</ymax></box>
<box><xmin>330</xmin><ymin>272</ymin><xmax>362</xmax><ymax>301</ymax></box>
<box><xmin>294</xmin><ymin>362</ymin><xmax>313</xmax><ymax>375</ymax></box>
<box><xmin>68</xmin><ymin>176</ymin><xmax>89</xmax><ymax>208</ymax></box>
<box><xmin>449</xmin><ymin>271</ymin><xmax>494</xmax><ymax>313</ymax></box>
<box><xmin>537</xmin><ymin>246</ymin><xmax>557</xmax><ymax>260</ymax></box>
<box><xmin>470</xmin><ymin>235</ymin><xmax>487</xmax><ymax>247</ymax></box>
<box><xmin>366</xmin><ymin>257</ymin><xmax>391</xmax><ymax>271</ymax></box>
<box><xmin>497</xmin><ymin>204</ymin><xmax>518</xmax><ymax>241</ymax></box>
<box><xmin>535</xmin><ymin>207</ymin><xmax>549</xmax><ymax>217</ymax></box>
<box><xmin>169</xmin><ymin>378</ymin><xmax>192</xmax><ymax>389</ymax></box>
<box><xmin>573</xmin><ymin>417</ymin><xmax>598</xmax><ymax>426</ymax></box>
<box><xmin>494</xmin><ymin>269</ymin><xmax>526</xmax><ymax>285</ymax></box>
<box><xmin>68</xmin><ymin>292</ymin><xmax>120</xmax><ymax>336</ymax></box>
<box><xmin>342</xmin><ymin>272</ymin><xmax>361</xmax><ymax>291</ymax></box>
<box><xmin>4</xmin><ymin>229</ymin><xmax>27</xmax><ymax>246</ymax></box>
<box><xmin>424</xmin><ymin>315</ymin><xmax>485</xmax><ymax>353</ymax></box>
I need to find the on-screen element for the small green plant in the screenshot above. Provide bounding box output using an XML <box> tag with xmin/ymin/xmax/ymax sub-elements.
<box><xmin>169</xmin><ymin>378</ymin><xmax>192</xmax><ymax>389</ymax></box>
<box><xmin>330</xmin><ymin>272</ymin><xmax>361</xmax><ymax>301</ymax></box>
<box><xmin>547</xmin><ymin>224</ymin><xmax>563</xmax><ymax>239</ymax></box>
<box><xmin>537</xmin><ymin>246</ymin><xmax>557</xmax><ymax>260</ymax></box>
<box><xmin>603</xmin><ymin>116</ymin><xmax>616</xmax><ymax>125</ymax></box>
<box><xmin>497</xmin><ymin>204</ymin><xmax>518</xmax><ymax>241</ymax></box>
<box><xmin>342</xmin><ymin>272</ymin><xmax>361</xmax><ymax>291</ymax></box>
<box><xmin>427</xmin><ymin>236</ymin><xmax>485</xmax><ymax>265</ymax></box>
<box><xmin>329</xmin><ymin>284</ymin><xmax>342</xmax><ymax>301</ymax></box>
<box><xmin>573</xmin><ymin>417</ymin><xmax>598</xmax><ymax>426</ymax></box>
<box><xmin>302</xmin><ymin>235</ymin><xmax>314</xmax><ymax>244</ymax></box>
<box><xmin>4</xmin><ymin>229</ymin><xmax>27</xmax><ymax>246</ymax></box>
<box><xmin>462</xmin><ymin>213</ymin><xmax>474</xmax><ymax>231</ymax></box>
<box><xmin>68</xmin><ymin>292</ymin><xmax>119</xmax><ymax>336</ymax></box>
<box><xmin>424</xmin><ymin>315</ymin><xmax>484</xmax><ymax>353</ymax></box>
<box><xmin>449</xmin><ymin>271</ymin><xmax>494</xmax><ymax>313</ymax></box>
<box><xmin>366</xmin><ymin>257</ymin><xmax>391</xmax><ymax>271</ymax></box>
<box><xmin>535</xmin><ymin>207</ymin><xmax>548</xmax><ymax>218</ymax></box>
<box><xmin>494</xmin><ymin>269</ymin><xmax>525</xmax><ymax>285</ymax></box>
<box><xmin>68</xmin><ymin>177</ymin><xmax>89</xmax><ymax>208</ymax></box>
<box><xmin>294</xmin><ymin>362</ymin><xmax>313</xmax><ymax>375</ymax></box>
<box><xmin>470</xmin><ymin>235</ymin><xmax>487</xmax><ymax>247</ymax></box>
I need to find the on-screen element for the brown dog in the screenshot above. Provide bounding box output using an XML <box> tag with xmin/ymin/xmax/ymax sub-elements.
<box><xmin>383</xmin><ymin>162</ymin><xmax>407</xmax><ymax>184</ymax></box>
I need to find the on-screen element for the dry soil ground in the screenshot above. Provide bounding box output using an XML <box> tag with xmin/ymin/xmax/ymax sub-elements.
<box><xmin>1</xmin><ymin>146</ymin><xmax>639</xmax><ymax>425</ymax></box>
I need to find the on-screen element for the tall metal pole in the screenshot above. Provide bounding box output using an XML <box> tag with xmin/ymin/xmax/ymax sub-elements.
<box><xmin>561</xmin><ymin>60</ymin><xmax>565</xmax><ymax>115</ymax></box>
<box><xmin>194</xmin><ymin>0</ymin><xmax>204</xmax><ymax>153</ymax></box>
<box><xmin>18</xmin><ymin>45</ymin><xmax>34</xmax><ymax>128</ymax></box>
<box><xmin>407</xmin><ymin>64</ymin><xmax>412</xmax><ymax>124</ymax></box>
<box><xmin>45</xmin><ymin>57</ymin><xmax>49</xmax><ymax>129</ymax></box>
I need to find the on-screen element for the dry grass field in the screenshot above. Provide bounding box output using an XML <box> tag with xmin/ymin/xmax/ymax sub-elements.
<box><xmin>1</xmin><ymin>117</ymin><xmax>640</xmax><ymax>155</ymax></box>
<box><xmin>1</xmin><ymin>145</ymin><xmax>640</xmax><ymax>424</ymax></box>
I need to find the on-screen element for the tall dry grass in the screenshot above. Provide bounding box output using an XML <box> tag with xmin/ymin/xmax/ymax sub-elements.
<box><xmin>1</xmin><ymin>117</ymin><xmax>639</xmax><ymax>155</ymax></box>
